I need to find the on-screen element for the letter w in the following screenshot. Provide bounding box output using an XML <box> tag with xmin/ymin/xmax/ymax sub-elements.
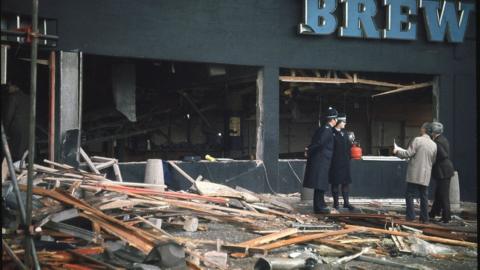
<box><xmin>422</xmin><ymin>0</ymin><xmax>475</xmax><ymax>43</ymax></box>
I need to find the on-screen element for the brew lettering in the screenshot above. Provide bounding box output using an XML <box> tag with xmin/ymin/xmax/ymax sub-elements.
<box><xmin>299</xmin><ymin>0</ymin><xmax>475</xmax><ymax>43</ymax></box>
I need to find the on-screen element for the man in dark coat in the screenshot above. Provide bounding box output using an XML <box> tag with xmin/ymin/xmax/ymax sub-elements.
<box><xmin>303</xmin><ymin>106</ymin><xmax>337</xmax><ymax>214</ymax></box>
<box><xmin>329</xmin><ymin>113</ymin><xmax>357</xmax><ymax>211</ymax></box>
<box><xmin>427</xmin><ymin>122</ymin><xmax>455</xmax><ymax>223</ymax></box>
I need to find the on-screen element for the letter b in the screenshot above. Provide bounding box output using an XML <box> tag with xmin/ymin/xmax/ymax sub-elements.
<box><xmin>302</xmin><ymin>0</ymin><xmax>338</xmax><ymax>35</ymax></box>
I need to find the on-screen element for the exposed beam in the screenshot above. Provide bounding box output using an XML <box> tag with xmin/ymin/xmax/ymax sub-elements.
<box><xmin>281</xmin><ymin>76</ymin><xmax>353</xmax><ymax>84</ymax></box>
<box><xmin>371</xmin><ymin>82</ymin><xmax>433</xmax><ymax>98</ymax></box>
<box><xmin>355</xmin><ymin>78</ymin><xmax>405</xmax><ymax>88</ymax></box>
<box><xmin>279</xmin><ymin>76</ymin><xmax>406</xmax><ymax>88</ymax></box>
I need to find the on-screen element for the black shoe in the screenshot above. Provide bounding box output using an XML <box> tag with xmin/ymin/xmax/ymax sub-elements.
<box><xmin>441</xmin><ymin>219</ymin><xmax>451</xmax><ymax>224</ymax></box>
<box><xmin>344</xmin><ymin>204</ymin><xmax>361</xmax><ymax>213</ymax></box>
<box><xmin>314</xmin><ymin>207</ymin><xmax>331</xmax><ymax>214</ymax></box>
<box><xmin>428</xmin><ymin>212</ymin><xmax>436</xmax><ymax>219</ymax></box>
<box><xmin>343</xmin><ymin>204</ymin><xmax>355</xmax><ymax>210</ymax></box>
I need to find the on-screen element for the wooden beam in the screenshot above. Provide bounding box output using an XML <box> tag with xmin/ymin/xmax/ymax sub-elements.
<box><xmin>280</xmin><ymin>76</ymin><xmax>351</xmax><ymax>84</ymax></box>
<box><xmin>79</xmin><ymin>148</ymin><xmax>101</xmax><ymax>174</ymax></box>
<box><xmin>255</xmin><ymin>227</ymin><xmax>362</xmax><ymax>251</ymax></box>
<box><xmin>345</xmin><ymin>225</ymin><xmax>477</xmax><ymax>248</ymax></box>
<box><xmin>279</xmin><ymin>76</ymin><xmax>406</xmax><ymax>89</ymax></box>
<box><xmin>324</xmin><ymin>213</ymin><xmax>474</xmax><ymax>233</ymax></box>
<box><xmin>372</xmin><ymin>82</ymin><xmax>433</xmax><ymax>97</ymax></box>
<box><xmin>234</xmin><ymin>228</ymin><xmax>299</xmax><ymax>248</ymax></box>
<box><xmin>20</xmin><ymin>185</ymin><xmax>157</xmax><ymax>254</ymax></box>
<box><xmin>355</xmin><ymin>78</ymin><xmax>405</xmax><ymax>88</ymax></box>
<box><xmin>167</xmin><ymin>161</ymin><xmax>196</xmax><ymax>184</ymax></box>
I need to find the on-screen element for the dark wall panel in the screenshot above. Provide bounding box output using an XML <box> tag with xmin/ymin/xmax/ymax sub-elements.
<box><xmin>2</xmin><ymin>0</ymin><xmax>475</xmax><ymax>74</ymax></box>
<box><xmin>453</xmin><ymin>74</ymin><xmax>477</xmax><ymax>201</ymax></box>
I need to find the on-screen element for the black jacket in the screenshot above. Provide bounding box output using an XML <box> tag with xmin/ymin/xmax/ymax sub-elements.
<box><xmin>329</xmin><ymin>128</ymin><xmax>352</xmax><ymax>185</ymax></box>
<box><xmin>432</xmin><ymin>135</ymin><xmax>455</xmax><ymax>180</ymax></box>
<box><xmin>303</xmin><ymin>124</ymin><xmax>334</xmax><ymax>190</ymax></box>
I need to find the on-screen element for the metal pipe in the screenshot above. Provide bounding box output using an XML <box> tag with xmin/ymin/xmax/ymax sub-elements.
<box><xmin>48</xmin><ymin>51</ymin><xmax>55</xmax><ymax>163</ymax></box>
<box><xmin>0</xmin><ymin>29</ymin><xmax>59</xmax><ymax>40</ymax></box>
<box><xmin>1</xmin><ymin>124</ymin><xmax>41</xmax><ymax>269</ymax></box>
<box><xmin>25</xmin><ymin>0</ymin><xmax>41</xmax><ymax>269</ymax></box>
<box><xmin>1</xmin><ymin>123</ymin><xmax>27</xmax><ymax>225</ymax></box>
<box><xmin>2</xmin><ymin>239</ymin><xmax>29</xmax><ymax>270</ymax></box>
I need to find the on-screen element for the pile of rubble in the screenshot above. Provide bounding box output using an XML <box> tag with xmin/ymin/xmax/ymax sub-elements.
<box><xmin>2</xmin><ymin>154</ymin><xmax>477</xmax><ymax>269</ymax></box>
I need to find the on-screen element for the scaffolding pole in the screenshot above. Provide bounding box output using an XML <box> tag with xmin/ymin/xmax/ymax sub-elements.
<box><xmin>25</xmin><ymin>0</ymin><xmax>41</xmax><ymax>268</ymax></box>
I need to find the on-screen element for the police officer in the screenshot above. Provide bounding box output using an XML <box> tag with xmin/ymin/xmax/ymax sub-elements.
<box><xmin>303</xmin><ymin>106</ymin><xmax>337</xmax><ymax>214</ymax></box>
<box><xmin>329</xmin><ymin>113</ymin><xmax>356</xmax><ymax>211</ymax></box>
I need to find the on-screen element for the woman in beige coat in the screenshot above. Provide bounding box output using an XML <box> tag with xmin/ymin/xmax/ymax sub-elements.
<box><xmin>394</xmin><ymin>123</ymin><xmax>437</xmax><ymax>223</ymax></box>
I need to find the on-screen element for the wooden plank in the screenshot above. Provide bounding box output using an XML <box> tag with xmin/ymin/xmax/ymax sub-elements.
<box><xmin>235</xmin><ymin>228</ymin><xmax>299</xmax><ymax>248</ymax></box>
<box><xmin>389</xmin><ymin>227</ymin><xmax>411</xmax><ymax>253</ymax></box>
<box><xmin>249</xmin><ymin>204</ymin><xmax>301</xmax><ymax>221</ymax></box>
<box><xmin>95</xmin><ymin>160</ymin><xmax>116</xmax><ymax>171</ymax></box>
<box><xmin>255</xmin><ymin>227</ymin><xmax>362</xmax><ymax>251</ymax></box>
<box><xmin>34</xmin><ymin>163</ymin><xmax>109</xmax><ymax>182</ymax></box>
<box><xmin>167</xmin><ymin>161</ymin><xmax>196</xmax><ymax>183</ymax></box>
<box><xmin>79</xmin><ymin>212</ymin><xmax>154</xmax><ymax>254</ymax></box>
<box><xmin>421</xmin><ymin>228</ymin><xmax>473</xmax><ymax>241</ymax></box>
<box><xmin>79</xmin><ymin>148</ymin><xmax>101</xmax><ymax>174</ymax></box>
<box><xmin>113</xmin><ymin>190</ymin><xmax>263</xmax><ymax>230</ymax></box>
<box><xmin>98</xmin><ymin>199</ymin><xmax>140</xmax><ymax>210</ymax></box>
<box><xmin>325</xmin><ymin>213</ymin><xmax>474</xmax><ymax>233</ymax></box>
<box><xmin>194</xmin><ymin>181</ymin><xmax>244</xmax><ymax>199</ymax></box>
<box><xmin>235</xmin><ymin>186</ymin><xmax>293</xmax><ymax>212</ymax></box>
<box><xmin>158</xmin><ymin>197</ymin><xmax>275</xmax><ymax>219</ymax></box>
<box><xmin>279</xmin><ymin>76</ymin><xmax>406</xmax><ymax>88</ymax></box>
<box><xmin>355</xmin><ymin>78</ymin><xmax>405</xmax><ymax>88</ymax></box>
<box><xmin>112</xmin><ymin>163</ymin><xmax>123</xmax><ymax>182</ymax></box>
<box><xmin>372</xmin><ymin>82</ymin><xmax>433</xmax><ymax>97</ymax></box>
<box><xmin>345</xmin><ymin>225</ymin><xmax>477</xmax><ymax>248</ymax></box>
<box><xmin>20</xmin><ymin>185</ymin><xmax>157</xmax><ymax>254</ymax></box>
<box><xmin>87</xmin><ymin>183</ymin><xmax>227</xmax><ymax>204</ymax></box>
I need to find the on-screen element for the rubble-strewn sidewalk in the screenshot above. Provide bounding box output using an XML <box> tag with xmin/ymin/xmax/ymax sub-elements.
<box><xmin>2</xmin><ymin>157</ymin><xmax>477</xmax><ymax>270</ymax></box>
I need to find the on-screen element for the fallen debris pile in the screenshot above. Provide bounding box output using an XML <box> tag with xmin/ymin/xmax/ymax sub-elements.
<box><xmin>2</xmin><ymin>156</ymin><xmax>477</xmax><ymax>269</ymax></box>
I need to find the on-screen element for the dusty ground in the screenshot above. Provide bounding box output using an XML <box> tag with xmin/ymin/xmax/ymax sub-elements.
<box><xmin>171</xmin><ymin>197</ymin><xmax>478</xmax><ymax>270</ymax></box>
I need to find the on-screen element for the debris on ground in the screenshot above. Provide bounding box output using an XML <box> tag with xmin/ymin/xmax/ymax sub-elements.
<box><xmin>1</xmin><ymin>155</ymin><xmax>477</xmax><ymax>269</ymax></box>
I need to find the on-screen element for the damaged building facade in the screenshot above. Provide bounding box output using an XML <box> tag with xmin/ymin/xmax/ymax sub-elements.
<box><xmin>1</xmin><ymin>0</ymin><xmax>477</xmax><ymax>201</ymax></box>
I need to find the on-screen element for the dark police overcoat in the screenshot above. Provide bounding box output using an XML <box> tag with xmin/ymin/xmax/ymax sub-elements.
<box><xmin>329</xmin><ymin>128</ymin><xmax>352</xmax><ymax>185</ymax></box>
<box><xmin>303</xmin><ymin>124</ymin><xmax>334</xmax><ymax>190</ymax></box>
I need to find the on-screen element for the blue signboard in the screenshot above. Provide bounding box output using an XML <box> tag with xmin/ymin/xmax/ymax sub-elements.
<box><xmin>299</xmin><ymin>0</ymin><xmax>475</xmax><ymax>43</ymax></box>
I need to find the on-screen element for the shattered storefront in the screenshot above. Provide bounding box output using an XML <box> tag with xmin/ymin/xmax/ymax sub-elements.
<box><xmin>1</xmin><ymin>0</ymin><xmax>476</xmax><ymax>200</ymax></box>
<box><xmin>1</xmin><ymin>1</ymin><xmax>478</xmax><ymax>269</ymax></box>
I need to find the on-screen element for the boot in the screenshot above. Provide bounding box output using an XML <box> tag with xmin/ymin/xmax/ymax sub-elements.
<box><xmin>332</xmin><ymin>191</ymin><xmax>340</xmax><ymax>210</ymax></box>
<box><xmin>314</xmin><ymin>189</ymin><xmax>331</xmax><ymax>214</ymax></box>
<box><xmin>342</xmin><ymin>191</ymin><xmax>356</xmax><ymax>211</ymax></box>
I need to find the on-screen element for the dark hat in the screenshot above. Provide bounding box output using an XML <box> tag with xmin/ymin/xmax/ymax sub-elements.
<box><xmin>337</xmin><ymin>113</ymin><xmax>347</xmax><ymax>123</ymax></box>
<box><xmin>324</xmin><ymin>106</ymin><xmax>338</xmax><ymax>119</ymax></box>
